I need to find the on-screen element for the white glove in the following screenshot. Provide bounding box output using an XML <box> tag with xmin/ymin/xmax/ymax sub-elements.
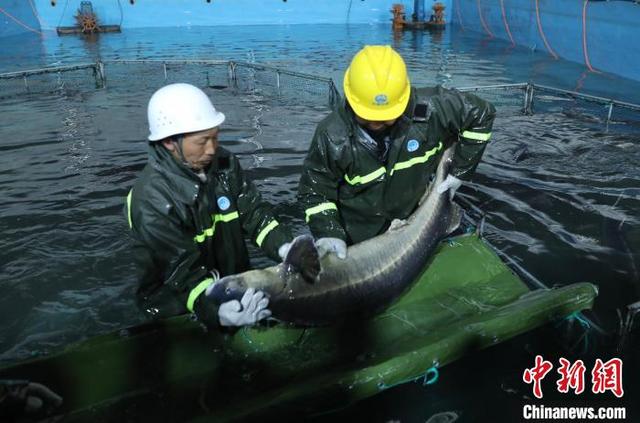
<box><xmin>436</xmin><ymin>174</ymin><xmax>463</xmax><ymax>201</ymax></box>
<box><xmin>278</xmin><ymin>242</ymin><xmax>291</xmax><ymax>261</ymax></box>
<box><xmin>315</xmin><ymin>237</ymin><xmax>347</xmax><ymax>259</ymax></box>
<box><xmin>218</xmin><ymin>288</ymin><xmax>271</xmax><ymax>327</ymax></box>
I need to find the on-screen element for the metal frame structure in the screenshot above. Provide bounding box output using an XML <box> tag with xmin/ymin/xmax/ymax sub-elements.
<box><xmin>0</xmin><ymin>60</ymin><xmax>341</xmax><ymax>106</ymax></box>
<box><xmin>2</xmin><ymin>60</ymin><xmax>640</xmax><ymax>120</ymax></box>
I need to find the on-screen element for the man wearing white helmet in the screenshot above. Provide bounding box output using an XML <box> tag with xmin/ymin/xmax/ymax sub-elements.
<box><xmin>126</xmin><ymin>83</ymin><xmax>292</xmax><ymax>329</ymax></box>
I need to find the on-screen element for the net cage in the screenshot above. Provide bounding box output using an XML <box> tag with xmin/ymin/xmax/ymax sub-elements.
<box><xmin>0</xmin><ymin>60</ymin><xmax>339</xmax><ymax>108</ymax></box>
<box><xmin>1</xmin><ymin>60</ymin><xmax>637</xmax><ymax>322</ymax></box>
<box><xmin>458</xmin><ymin>82</ymin><xmax>640</xmax><ymax>130</ymax></box>
<box><xmin>0</xmin><ymin>64</ymin><xmax>100</xmax><ymax>99</ymax></box>
<box><xmin>2</xmin><ymin>59</ymin><xmax>638</xmax><ymax>126</ymax></box>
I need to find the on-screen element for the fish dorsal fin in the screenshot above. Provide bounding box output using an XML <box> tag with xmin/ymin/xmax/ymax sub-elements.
<box><xmin>284</xmin><ymin>234</ymin><xmax>321</xmax><ymax>283</ymax></box>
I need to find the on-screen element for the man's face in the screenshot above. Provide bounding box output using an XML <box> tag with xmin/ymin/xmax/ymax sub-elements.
<box><xmin>354</xmin><ymin>115</ymin><xmax>397</xmax><ymax>134</ymax></box>
<box><xmin>163</xmin><ymin>127</ymin><xmax>219</xmax><ymax>171</ymax></box>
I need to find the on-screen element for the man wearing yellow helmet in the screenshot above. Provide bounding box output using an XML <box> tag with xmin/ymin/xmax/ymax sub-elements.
<box><xmin>298</xmin><ymin>45</ymin><xmax>496</xmax><ymax>256</ymax></box>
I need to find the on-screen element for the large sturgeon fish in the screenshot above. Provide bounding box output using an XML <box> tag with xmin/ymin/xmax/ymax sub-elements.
<box><xmin>207</xmin><ymin>145</ymin><xmax>462</xmax><ymax>325</ymax></box>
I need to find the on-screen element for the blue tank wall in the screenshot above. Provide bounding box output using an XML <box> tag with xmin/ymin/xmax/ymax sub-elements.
<box><xmin>453</xmin><ymin>0</ymin><xmax>640</xmax><ymax>82</ymax></box>
<box><xmin>28</xmin><ymin>0</ymin><xmax>452</xmax><ymax>30</ymax></box>
<box><xmin>12</xmin><ymin>1</ymin><xmax>638</xmax><ymax>82</ymax></box>
<box><xmin>0</xmin><ymin>0</ymin><xmax>42</xmax><ymax>37</ymax></box>
<box><xmin>1</xmin><ymin>1</ymin><xmax>456</xmax><ymax>35</ymax></box>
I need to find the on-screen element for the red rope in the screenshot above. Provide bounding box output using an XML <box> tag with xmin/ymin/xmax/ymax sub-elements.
<box><xmin>477</xmin><ymin>0</ymin><xmax>494</xmax><ymax>38</ymax></box>
<box><xmin>499</xmin><ymin>0</ymin><xmax>515</xmax><ymax>46</ymax></box>
<box><xmin>0</xmin><ymin>6</ymin><xmax>43</xmax><ymax>35</ymax></box>
<box><xmin>582</xmin><ymin>0</ymin><xmax>599</xmax><ymax>73</ymax></box>
<box><xmin>535</xmin><ymin>0</ymin><xmax>558</xmax><ymax>59</ymax></box>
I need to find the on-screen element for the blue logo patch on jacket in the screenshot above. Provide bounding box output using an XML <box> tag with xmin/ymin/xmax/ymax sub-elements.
<box><xmin>217</xmin><ymin>196</ymin><xmax>231</xmax><ymax>211</ymax></box>
<box><xmin>407</xmin><ymin>139</ymin><xmax>420</xmax><ymax>152</ymax></box>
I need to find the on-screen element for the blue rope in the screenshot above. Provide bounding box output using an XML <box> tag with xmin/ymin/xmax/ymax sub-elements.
<box><xmin>423</xmin><ymin>367</ymin><xmax>439</xmax><ymax>385</ymax></box>
<box><xmin>567</xmin><ymin>312</ymin><xmax>591</xmax><ymax>330</ymax></box>
<box><xmin>563</xmin><ymin>312</ymin><xmax>592</xmax><ymax>353</ymax></box>
<box><xmin>377</xmin><ymin>366</ymin><xmax>439</xmax><ymax>391</ymax></box>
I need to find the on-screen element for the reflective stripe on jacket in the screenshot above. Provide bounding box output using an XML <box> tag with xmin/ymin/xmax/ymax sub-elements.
<box><xmin>298</xmin><ymin>86</ymin><xmax>496</xmax><ymax>244</ymax></box>
<box><xmin>126</xmin><ymin>144</ymin><xmax>290</xmax><ymax>326</ymax></box>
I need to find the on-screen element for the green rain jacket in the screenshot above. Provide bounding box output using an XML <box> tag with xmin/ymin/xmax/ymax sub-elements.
<box><xmin>298</xmin><ymin>86</ymin><xmax>496</xmax><ymax>245</ymax></box>
<box><xmin>126</xmin><ymin>144</ymin><xmax>291</xmax><ymax>327</ymax></box>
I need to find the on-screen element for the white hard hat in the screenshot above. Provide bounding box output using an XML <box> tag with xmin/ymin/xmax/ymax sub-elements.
<box><xmin>147</xmin><ymin>83</ymin><xmax>226</xmax><ymax>141</ymax></box>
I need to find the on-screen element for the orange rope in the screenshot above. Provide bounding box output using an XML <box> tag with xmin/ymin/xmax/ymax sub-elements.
<box><xmin>0</xmin><ymin>6</ymin><xmax>43</xmax><ymax>35</ymax></box>
<box><xmin>574</xmin><ymin>70</ymin><xmax>588</xmax><ymax>92</ymax></box>
<box><xmin>582</xmin><ymin>0</ymin><xmax>599</xmax><ymax>73</ymax></box>
<box><xmin>476</xmin><ymin>0</ymin><xmax>494</xmax><ymax>38</ymax></box>
<box><xmin>535</xmin><ymin>0</ymin><xmax>558</xmax><ymax>59</ymax></box>
<box><xmin>499</xmin><ymin>0</ymin><xmax>515</xmax><ymax>46</ymax></box>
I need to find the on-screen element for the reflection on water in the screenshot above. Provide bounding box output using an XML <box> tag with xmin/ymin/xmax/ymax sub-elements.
<box><xmin>0</xmin><ymin>23</ymin><xmax>639</xmax><ymax>420</ymax></box>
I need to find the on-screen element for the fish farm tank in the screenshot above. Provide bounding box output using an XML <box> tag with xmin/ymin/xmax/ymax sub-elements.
<box><xmin>1</xmin><ymin>1</ymin><xmax>639</xmax><ymax>421</ymax></box>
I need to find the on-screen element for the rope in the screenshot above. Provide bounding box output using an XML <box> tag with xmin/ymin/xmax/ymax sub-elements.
<box><xmin>117</xmin><ymin>0</ymin><xmax>124</xmax><ymax>27</ymax></box>
<box><xmin>566</xmin><ymin>312</ymin><xmax>591</xmax><ymax>330</ymax></box>
<box><xmin>57</xmin><ymin>0</ymin><xmax>70</xmax><ymax>29</ymax></box>
<box><xmin>499</xmin><ymin>0</ymin><xmax>515</xmax><ymax>46</ymax></box>
<box><xmin>0</xmin><ymin>6</ymin><xmax>43</xmax><ymax>35</ymax></box>
<box><xmin>476</xmin><ymin>0</ymin><xmax>494</xmax><ymax>38</ymax></box>
<box><xmin>27</xmin><ymin>0</ymin><xmax>44</xmax><ymax>29</ymax></box>
<box><xmin>564</xmin><ymin>312</ymin><xmax>592</xmax><ymax>353</ymax></box>
<box><xmin>574</xmin><ymin>70</ymin><xmax>588</xmax><ymax>92</ymax></box>
<box><xmin>455</xmin><ymin>0</ymin><xmax>465</xmax><ymax>31</ymax></box>
<box><xmin>377</xmin><ymin>366</ymin><xmax>440</xmax><ymax>391</ymax></box>
<box><xmin>535</xmin><ymin>0</ymin><xmax>558</xmax><ymax>59</ymax></box>
<box><xmin>582</xmin><ymin>0</ymin><xmax>600</xmax><ymax>73</ymax></box>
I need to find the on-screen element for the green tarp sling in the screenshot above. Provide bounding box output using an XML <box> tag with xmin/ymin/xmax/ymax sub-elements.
<box><xmin>0</xmin><ymin>234</ymin><xmax>597</xmax><ymax>421</ymax></box>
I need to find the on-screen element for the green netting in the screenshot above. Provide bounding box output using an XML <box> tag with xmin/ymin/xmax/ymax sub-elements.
<box><xmin>0</xmin><ymin>234</ymin><xmax>596</xmax><ymax>422</ymax></box>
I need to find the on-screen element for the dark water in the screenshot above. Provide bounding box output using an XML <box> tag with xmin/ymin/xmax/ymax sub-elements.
<box><xmin>1</xmin><ymin>24</ymin><xmax>639</xmax><ymax>420</ymax></box>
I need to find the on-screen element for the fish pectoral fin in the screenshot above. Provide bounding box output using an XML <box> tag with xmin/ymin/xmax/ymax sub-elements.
<box><xmin>388</xmin><ymin>218</ymin><xmax>409</xmax><ymax>232</ymax></box>
<box><xmin>447</xmin><ymin>202</ymin><xmax>463</xmax><ymax>234</ymax></box>
<box><xmin>284</xmin><ymin>234</ymin><xmax>321</xmax><ymax>283</ymax></box>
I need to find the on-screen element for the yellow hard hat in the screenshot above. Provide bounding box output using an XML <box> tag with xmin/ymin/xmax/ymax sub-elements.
<box><xmin>343</xmin><ymin>45</ymin><xmax>411</xmax><ymax>121</ymax></box>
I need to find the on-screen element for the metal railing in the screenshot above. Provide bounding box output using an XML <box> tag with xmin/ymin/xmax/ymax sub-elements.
<box><xmin>0</xmin><ymin>60</ymin><xmax>341</xmax><ymax>108</ymax></box>
<box><xmin>1</xmin><ymin>59</ymin><xmax>640</xmax><ymax>124</ymax></box>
